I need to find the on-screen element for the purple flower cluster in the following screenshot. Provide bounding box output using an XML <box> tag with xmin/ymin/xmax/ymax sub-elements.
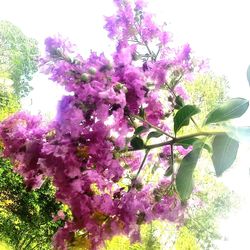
<box><xmin>0</xmin><ymin>1</ymin><xmax>200</xmax><ymax>249</ymax></box>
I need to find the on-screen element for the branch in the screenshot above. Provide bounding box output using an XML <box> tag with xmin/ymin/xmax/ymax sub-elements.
<box><xmin>135</xmin><ymin>149</ymin><xmax>150</xmax><ymax>179</ymax></box>
<box><xmin>132</xmin><ymin>114</ymin><xmax>175</xmax><ymax>139</ymax></box>
<box><xmin>120</xmin><ymin>130</ymin><xmax>225</xmax><ymax>153</ymax></box>
<box><xmin>128</xmin><ymin>149</ymin><xmax>150</xmax><ymax>191</ymax></box>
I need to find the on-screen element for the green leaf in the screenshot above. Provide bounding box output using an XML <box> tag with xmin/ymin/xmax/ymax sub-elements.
<box><xmin>203</xmin><ymin>144</ymin><xmax>212</xmax><ymax>153</ymax></box>
<box><xmin>176</xmin><ymin>146</ymin><xmax>203</xmax><ymax>201</ymax></box>
<box><xmin>212</xmin><ymin>134</ymin><xmax>239</xmax><ymax>176</ymax></box>
<box><xmin>204</xmin><ymin>98</ymin><xmax>249</xmax><ymax>125</ymax></box>
<box><xmin>227</xmin><ymin>126</ymin><xmax>250</xmax><ymax>143</ymax></box>
<box><xmin>131</xmin><ymin>137</ymin><xmax>145</xmax><ymax>150</ymax></box>
<box><xmin>175</xmin><ymin>138</ymin><xmax>200</xmax><ymax>149</ymax></box>
<box><xmin>165</xmin><ymin>167</ymin><xmax>173</xmax><ymax>176</ymax></box>
<box><xmin>175</xmin><ymin>95</ymin><xmax>185</xmax><ymax>110</ymax></box>
<box><xmin>174</xmin><ymin>105</ymin><xmax>200</xmax><ymax>134</ymax></box>
<box><xmin>146</xmin><ymin>131</ymin><xmax>163</xmax><ymax>141</ymax></box>
<box><xmin>139</xmin><ymin>107</ymin><xmax>145</xmax><ymax>119</ymax></box>
<box><xmin>134</xmin><ymin>126</ymin><xmax>148</xmax><ymax>135</ymax></box>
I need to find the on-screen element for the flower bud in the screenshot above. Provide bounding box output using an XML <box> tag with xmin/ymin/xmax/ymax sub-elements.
<box><xmin>81</xmin><ymin>73</ymin><xmax>89</xmax><ymax>83</ymax></box>
<box><xmin>114</xmin><ymin>83</ymin><xmax>128</xmax><ymax>93</ymax></box>
<box><xmin>88</xmin><ymin>67</ymin><xmax>97</xmax><ymax>75</ymax></box>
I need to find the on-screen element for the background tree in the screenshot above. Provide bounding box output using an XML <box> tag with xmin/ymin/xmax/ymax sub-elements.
<box><xmin>184</xmin><ymin>73</ymin><xmax>229</xmax><ymax>122</ymax></box>
<box><xmin>0</xmin><ymin>20</ymin><xmax>39</xmax><ymax>98</ymax></box>
<box><xmin>0</xmin><ymin>160</ymin><xmax>64</xmax><ymax>250</ymax></box>
<box><xmin>0</xmin><ymin>21</ymin><xmax>63</xmax><ymax>250</ymax></box>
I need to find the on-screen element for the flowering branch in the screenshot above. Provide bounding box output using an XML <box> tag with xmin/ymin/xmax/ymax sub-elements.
<box><xmin>122</xmin><ymin>130</ymin><xmax>225</xmax><ymax>152</ymax></box>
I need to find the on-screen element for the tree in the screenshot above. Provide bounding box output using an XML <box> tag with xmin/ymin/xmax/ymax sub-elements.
<box><xmin>0</xmin><ymin>20</ymin><xmax>39</xmax><ymax>98</ymax></box>
<box><xmin>184</xmin><ymin>73</ymin><xmax>229</xmax><ymax>121</ymax></box>
<box><xmin>0</xmin><ymin>1</ymin><xmax>249</xmax><ymax>249</ymax></box>
<box><xmin>0</xmin><ymin>159</ymin><xmax>64</xmax><ymax>250</ymax></box>
<box><xmin>0</xmin><ymin>22</ymin><xmax>62</xmax><ymax>249</ymax></box>
<box><xmin>0</xmin><ymin>83</ymin><xmax>63</xmax><ymax>250</ymax></box>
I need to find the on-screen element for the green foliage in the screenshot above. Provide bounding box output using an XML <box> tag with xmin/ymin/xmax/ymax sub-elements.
<box><xmin>183</xmin><ymin>167</ymin><xmax>238</xmax><ymax>249</ymax></box>
<box><xmin>176</xmin><ymin>145</ymin><xmax>203</xmax><ymax>201</ymax></box>
<box><xmin>0</xmin><ymin>20</ymin><xmax>39</xmax><ymax>98</ymax></box>
<box><xmin>104</xmin><ymin>222</ymin><xmax>162</xmax><ymax>250</ymax></box>
<box><xmin>134</xmin><ymin>126</ymin><xmax>148</xmax><ymax>135</ymax></box>
<box><xmin>204</xmin><ymin>98</ymin><xmax>249</xmax><ymax>125</ymax></box>
<box><xmin>0</xmin><ymin>83</ymin><xmax>20</xmax><ymax>121</ymax></box>
<box><xmin>184</xmin><ymin>73</ymin><xmax>229</xmax><ymax>123</ymax></box>
<box><xmin>0</xmin><ymin>241</ymin><xmax>12</xmax><ymax>250</ymax></box>
<box><xmin>173</xmin><ymin>105</ymin><xmax>200</xmax><ymax>134</ymax></box>
<box><xmin>146</xmin><ymin>131</ymin><xmax>163</xmax><ymax>141</ymax></box>
<box><xmin>0</xmin><ymin>158</ymin><xmax>63</xmax><ymax>249</ymax></box>
<box><xmin>211</xmin><ymin>134</ymin><xmax>239</xmax><ymax>176</ymax></box>
<box><xmin>131</xmin><ymin>137</ymin><xmax>145</xmax><ymax>150</ymax></box>
<box><xmin>0</xmin><ymin>22</ymin><xmax>63</xmax><ymax>249</ymax></box>
<box><xmin>174</xmin><ymin>227</ymin><xmax>199</xmax><ymax>250</ymax></box>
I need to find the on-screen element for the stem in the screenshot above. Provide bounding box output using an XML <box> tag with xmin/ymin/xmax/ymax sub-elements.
<box><xmin>132</xmin><ymin>114</ymin><xmax>175</xmax><ymax>139</ymax></box>
<box><xmin>128</xmin><ymin>149</ymin><xmax>150</xmax><ymax>191</ymax></box>
<box><xmin>133</xmin><ymin>22</ymin><xmax>155</xmax><ymax>61</ymax></box>
<box><xmin>190</xmin><ymin>117</ymin><xmax>200</xmax><ymax>131</ymax></box>
<box><xmin>166</xmin><ymin>81</ymin><xmax>201</xmax><ymax>131</ymax></box>
<box><xmin>121</xmin><ymin>130</ymin><xmax>225</xmax><ymax>153</ymax></box>
<box><xmin>135</xmin><ymin>149</ymin><xmax>150</xmax><ymax>179</ymax></box>
<box><xmin>154</xmin><ymin>45</ymin><xmax>161</xmax><ymax>61</ymax></box>
<box><xmin>170</xmin><ymin>143</ymin><xmax>174</xmax><ymax>181</ymax></box>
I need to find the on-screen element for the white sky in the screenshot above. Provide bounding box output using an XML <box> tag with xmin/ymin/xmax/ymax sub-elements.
<box><xmin>1</xmin><ymin>0</ymin><xmax>250</xmax><ymax>116</ymax></box>
<box><xmin>1</xmin><ymin>1</ymin><xmax>250</xmax><ymax>248</ymax></box>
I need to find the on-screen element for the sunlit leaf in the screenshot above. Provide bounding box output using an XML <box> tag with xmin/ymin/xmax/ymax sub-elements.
<box><xmin>174</xmin><ymin>105</ymin><xmax>200</xmax><ymax>134</ymax></box>
<box><xmin>204</xmin><ymin>98</ymin><xmax>249</xmax><ymax>125</ymax></box>
<box><xmin>146</xmin><ymin>131</ymin><xmax>163</xmax><ymax>141</ymax></box>
<box><xmin>134</xmin><ymin>126</ymin><xmax>148</xmax><ymax>135</ymax></box>
<box><xmin>176</xmin><ymin>145</ymin><xmax>203</xmax><ymax>201</ymax></box>
<box><xmin>212</xmin><ymin>133</ymin><xmax>239</xmax><ymax>176</ymax></box>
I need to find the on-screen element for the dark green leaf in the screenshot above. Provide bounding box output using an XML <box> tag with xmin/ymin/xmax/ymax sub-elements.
<box><xmin>134</xmin><ymin>126</ymin><xmax>148</xmax><ymax>135</ymax></box>
<box><xmin>165</xmin><ymin>167</ymin><xmax>173</xmax><ymax>176</ymax></box>
<box><xmin>139</xmin><ymin>107</ymin><xmax>145</xmax><ymax>119</ymax></box>
<box><xmin>212</xmin><ymin>134</ymin><xmax>239</xmax><ymax>176</ymax></box>
<box><xmin>175</xmin><ymin>95</ymin><xmax>185</xmax><ymax>109</ymax></box>
<box><xmin>147</xmin><ymin>131</ymin><xmax>163</xmax><ymax>141</ymax></box>
<box><xmin>176</xmin><ymin>146</ymin><xmax>203</xmax><ymax>201</ymax></box>
<box><xmin>175</xmin><ymin>138</ymin><xmax>200</xmax><ymax>149</ymax></box>
<box><xmin>204</xmin><ymin>98</ymin><xmax>249</xmax><ymax>125</ymax></box>
<box><xmin>174</xmin><ymin>105</ymin><xmax>200</xmax><ymax>134</ymax></box>
<box><xmin>131</xmin><ymin>137</ymin><xmax>145</xmax><ymax>150</ymax></box>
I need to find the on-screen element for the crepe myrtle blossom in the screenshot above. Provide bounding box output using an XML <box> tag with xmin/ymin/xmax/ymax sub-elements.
<box><xmin>0</xmin><ymin>0</ymin><xmax>202</xmax><ymax>249</ymax></box>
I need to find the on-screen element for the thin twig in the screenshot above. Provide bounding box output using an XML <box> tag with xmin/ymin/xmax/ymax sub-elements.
<box><xmin>128</xmin><ymin>149</ymin><xmax>150</xmax><ymax>192</ymax></box>
<box><xmin>170</xmin><ymin>143</ymin><xmax>174</xmax><ymax>182</ymax></box>
<box><xmin>135</xmin><ymin>149</ymin><xmax>150</xmax><ymax>179</ymax></box>
<box><xmin>132</xmin><ymin>114</ymin><xmax>175</xmax><ymax>139</ymax></box>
